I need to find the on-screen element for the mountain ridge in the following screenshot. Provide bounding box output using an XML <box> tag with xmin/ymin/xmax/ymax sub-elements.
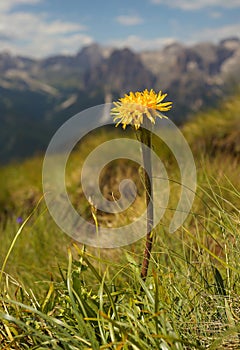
<box><xmin>0</xmin><ymin>37</ymin><xmax>240</xmax><ymax>163</ymax></box>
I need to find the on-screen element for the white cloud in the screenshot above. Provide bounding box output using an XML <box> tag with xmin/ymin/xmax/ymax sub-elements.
<box><xmin>108</xmin><ymin>24</ymin><xmax>240</xmax><ymax>53</ymax></box>
<box><xmin>41</xmin><ymin>20</ymin><xmax>86</xmax><ymax>35</ymax></box>
<box><xmin>0</xmin><ymin>0</ymin><xmax>41</xmax><ymax>13</ymax></box>
<box><xmin>115</xmin><ymin>15</ymin><xmax>144</xmax><ymax>26</ymax></box>
<box><xmin>209</xmin><ymin>11</ymin><xmax>222</xmax><ymax>18</ymax></box>
<box><xmin>0</xmin><ymin>2</ymin><xmax>93</xmax><ymax>57</ymax></box>
<box><xmin>193</xmin><ymin>23</ymin><xmax>240</xmax><ymax>42</ymax></box>
<box><xmin>150</xmin><ymin>0</ymin><xmax>240</xmax><ymax>10</ymax></box>
<box><xmin>109</xmin><ymin>35</ymin><xmax>176</xmax><ymax>51</ymax></box>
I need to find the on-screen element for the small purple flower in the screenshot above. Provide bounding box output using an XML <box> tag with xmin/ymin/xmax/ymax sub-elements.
<box><xmin>17</xmin><ymin>217</ymin><xmax>23</xmax><ymax>224</ymax></box>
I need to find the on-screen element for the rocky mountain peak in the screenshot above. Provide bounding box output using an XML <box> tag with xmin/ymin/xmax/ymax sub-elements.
<box><xmin>84</xmin><ymin>47</ymin><xmax>155</xmax><ymax>94</ymax></box>
<box><xmin>0</xmin><ymin>38</ymin><xmax>240</xmax><ymax>162</ymax></box>
<box><xmin>76</xmin><ymin>43</ymin><xmax>104</xmax><ymax>69</ymax></box>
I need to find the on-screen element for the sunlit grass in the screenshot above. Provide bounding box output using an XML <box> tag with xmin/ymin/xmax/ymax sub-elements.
<box><xmin>0</xmin><ymin>92</ymin><xmax>240</xmax><ymax>348</ymax></box>
<box><xmin>0</xmin><ymin>182</ymin><xmax>239</xmax><ymax>348</ymax></box>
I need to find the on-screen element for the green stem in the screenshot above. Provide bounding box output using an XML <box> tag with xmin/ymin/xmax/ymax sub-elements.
<box><xmin>0</xmin><ymin>197</ymin><xmax>44</xmax><ymax>286</ymax></box>
<box><xmin>139</xmin><ymin>122</ymin><xmax>154</xmax><ymax>281</ymax></box>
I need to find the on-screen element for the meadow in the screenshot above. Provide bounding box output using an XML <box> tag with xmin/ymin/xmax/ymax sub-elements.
<box><xmin>0</xmin><ymin>94</ymin><xmax>239</xmax><ymax>349</ymax></box>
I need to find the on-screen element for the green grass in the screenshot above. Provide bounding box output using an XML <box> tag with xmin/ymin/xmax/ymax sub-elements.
<box><xmin>0</xmin><ymin>93</ymin><xmax>240</xmax><ymax>349</ymax></box>
<box><xmin>0</xmin><ymin>185</ymin><xmax>239</xmax><ymax>349</ymax></box>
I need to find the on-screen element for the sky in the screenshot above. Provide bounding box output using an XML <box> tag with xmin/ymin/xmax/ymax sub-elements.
<box><xmin>0</xmin><ymin>0</ymin><xmax>240</xmax><ymax>58</ymax></box>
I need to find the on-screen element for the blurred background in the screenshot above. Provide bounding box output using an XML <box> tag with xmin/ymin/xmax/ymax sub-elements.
<box><xmin>0</xmin><ymin>5</ymin><xmax>240</xmax><ymax>346</ymax></box>
<box><xmin>0</xmin><ymin>0</ymin><xmax>240</xmax><ymax>164</ymax></box>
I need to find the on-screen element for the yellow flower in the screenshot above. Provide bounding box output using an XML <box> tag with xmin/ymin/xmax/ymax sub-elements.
<box><xmin>111</xmin><ymin>89</ymin><xmax>172</xmax><ymax>130</ymax></box>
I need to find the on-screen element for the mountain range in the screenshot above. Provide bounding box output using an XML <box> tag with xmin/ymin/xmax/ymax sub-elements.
<box><xmin>1</xmin><ymin>37</ymin><xmax>240</xmax><ymax>163</ymax></box>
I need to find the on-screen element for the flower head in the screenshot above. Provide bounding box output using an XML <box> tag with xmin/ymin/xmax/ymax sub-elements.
<box><xmin>111</xmin><ymin>89</ymin><xmax>172</xmax><ymax>130</ymax></box>
<box><xmin>17</xmin><ymin>217</ymin><xmax>23</xmax><ymax>224</ymax></box>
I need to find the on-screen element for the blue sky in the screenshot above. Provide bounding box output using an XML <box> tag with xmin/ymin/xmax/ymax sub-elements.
<box><xmin>0</xmin><ymin>0</ymin><xmax>240</xmax><ymax>57</ymax></box>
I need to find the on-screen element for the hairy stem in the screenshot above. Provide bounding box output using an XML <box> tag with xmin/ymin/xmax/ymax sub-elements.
<box><xmin>140</xmin><ymin>123</ymin><xmax>154</xmax><ymax>281</ymax></box>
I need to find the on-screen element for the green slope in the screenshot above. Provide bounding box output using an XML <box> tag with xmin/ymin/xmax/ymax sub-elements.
<box><xmin>184</xmin><ymin>93</ymin><xmax>240</xmax><ymax>156</ymax></box>
<box><xmin>0</xmin><ymin>92</ymin><xmax>239</xmax><ymax>216</ymax></box>
<box><xmin>0</xmin><ymin>93</ymin><xmax>239</xmax><ymax>349</ymax></box>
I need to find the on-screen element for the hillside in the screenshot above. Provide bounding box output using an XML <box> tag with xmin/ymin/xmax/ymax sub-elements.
<box><xmin>0</xmin><ymin>91</ymin><xmax>239</xmax><ymax>222</ymax></box>
<box><xmin>184</xmin><ymin>91</ymin><xmax>240</xmax><ymax>157</ymax></box>
<box><xmin>0</xmin><ymin>91</ymin><xmax>239</xmax><ymax>349</ymax></box>
<box><xmin>0</xmin><ymin>37</ymin><xmax>240</xmax><ymax>163</ymax></box>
